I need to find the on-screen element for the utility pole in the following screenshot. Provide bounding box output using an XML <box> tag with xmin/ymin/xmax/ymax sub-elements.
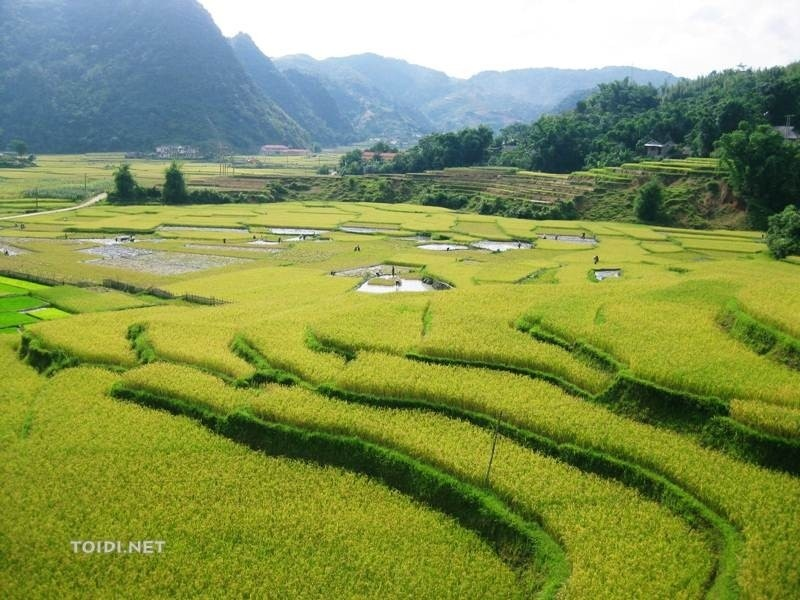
<box><xmin>218</xmin><ymin>142</ymin><xmax>227</xmax><ymax>176</ymax></box>
<box><xmin>483</xmin><ymin>413</ymin><xmax>502</xmax><ymax>487</ymax></box>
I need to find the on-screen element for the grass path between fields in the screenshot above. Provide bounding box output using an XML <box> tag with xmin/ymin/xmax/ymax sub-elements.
<box><xmin>0</xmin><ymin>192</ymin><xmax>107</xmax><ymax>221</ymax></box>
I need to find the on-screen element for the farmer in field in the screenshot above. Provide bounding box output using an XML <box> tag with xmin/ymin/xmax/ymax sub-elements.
<box><xmin>593</xmin><ymin>255</ymin><xmax>599</xmax><ymax>264</ymax></box>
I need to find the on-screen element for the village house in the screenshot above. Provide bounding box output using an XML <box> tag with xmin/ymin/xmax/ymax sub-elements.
<box><xmin>773</xmin><ymin>125</ymin><xmax>799</xmax><ymax>142</ymax></box>
<box><xmin>643</xmin><ymin>139</ymin><xmax>674</xmax><ymax>159</ymax></box>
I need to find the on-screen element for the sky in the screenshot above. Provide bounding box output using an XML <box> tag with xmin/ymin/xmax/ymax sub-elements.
<box><xmin>199</xmin><ymin>0</ymin><xmax>800</xmax><ymax>79</ymax></box>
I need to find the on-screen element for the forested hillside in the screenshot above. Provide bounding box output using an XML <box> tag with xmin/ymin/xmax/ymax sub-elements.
<box><xmin>229</xmin><ymin>34</ymin><xmax>355</xmax><ymax>146</ymax></box>
<box><xmin>275</xmin><ymin>55</ymin><xmax>675</xmax><ymax>135</ymax></box>
<box><xmin>491</xmin><ymin>66</ymin><xmax>800</xmax><ymax>172</ymax></box>
<box><xmin>0</xmin><ymin>0</ymin><xmax>308</xmax><ymax>152</ymax></box>
<box><xmin>0</xmin><ymin>0</ymin><xmax>679</xmax><ymax>152</ymax></box>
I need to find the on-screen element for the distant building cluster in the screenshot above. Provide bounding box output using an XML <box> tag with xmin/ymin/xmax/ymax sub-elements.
<box><xmin>155</xmin><ymin>145</ymin><xmax>200</xmax><ymax>159</ymax></box>
<box><xmin>260</xmin><ymin>144</ymin><xmax>307</xmax><ymax>156</ymax></box>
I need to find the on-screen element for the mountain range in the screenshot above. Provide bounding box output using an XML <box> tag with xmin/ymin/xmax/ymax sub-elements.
<box><xmin>0</xmin><ymin>0</ymin><xmax>678</xmax><ymax>152</ymax></box>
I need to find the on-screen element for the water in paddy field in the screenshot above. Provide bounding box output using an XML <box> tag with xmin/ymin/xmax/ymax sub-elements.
<box><xmin>159</xmin><ymin>226</ymin><xmax>249</xmax><ymax>234</ymax></box>
<box><xmin>76</xmin><ymin>237</ymin><xmax>138</xmax><ymax>246</ymax></box>
<box><xmin>0</xmin><ymin>239</ymin><xmax>28</xmax><ymax>256</ymax></box>
<box><xmin>184</xmin><ymin>244</ymin><xmax>281</xmax><ymax>254</ymax></box>
<box><xmin>594</xmin><ymin>269</ymin><xmax>622</xmax><ymax>281</ymax></box>
<box><xmin>248</xmin><ymin>240</ymin><xmax>280</xmax><ymax>246</ymax></box>
<box><xmin>539</xmin><ymin>234</ymin><xmax>598</xmax><ymax>245</ymax></box>
<box><xmin>332</xmin><ymin>265</ymin><xmax>412</xmax><ymax>278</ymax></box>
<box><xmin>269</xmin><ymin>228</ymin><xmax>326</xmax><ymax>236</ymax></box>
<box><xmin>417</xmin><ymin>243</ymin><xmax>470</xmax><ymax>251</ymax></box>
<box><xmin>471</xmin><ymin>240</ymin><xmax>532</xmax><ymax>252</ymax></box>
<box><xmin>339</xmin><ymin>226</ymin><xmax>398</xmax><ymax>234</ymax></box>
<box><xmin>80</xmin><ymin>245</ymin><xmax>249</xmax><ymax>275</ymax></box>
<box><xmin>357</xmin><ymin>276</ymin><xmax>436</xmax><ymax>294</ymax></box>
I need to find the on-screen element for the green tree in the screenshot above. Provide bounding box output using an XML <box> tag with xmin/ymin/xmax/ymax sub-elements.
<box><xmin>766</xmin><ymin>205</ymin><xmax>800</xmax><ymax>259</ymax></box>
<box><xmin>338</xmin><ymin>150</ymin><xmax>364</xmax><ymax>175</ymax></box>
<box><xmin>9</xmin><ymin>139</ymin><xmax>27</xmax><ymax>156</ymax></box>
<box><xmin>529</xmin><ymin>114</ymin><xmax>590</xmax><ymax>173</ymax></box>
<box><xmin>368</xmin><ymin>141</ymin><xmax>398</xmax><ymax>153</ymax></box>
<box><xmin>376</xmin><ymin>178</ymin><xmax>395</xmax><ymax>202</ymax></box>
<box><xmin>113</xmin><ymin>163</ymin><xmax>137</xmax><ymax>201</ymax></box>
<box><xmin>634</xmin><ymin>178</ymin><xmax>664</xmax><ymax>222</ymax></box>
<box><xmin>717</xmin><ymin>122</ymin><xmax>800</xmax><ymax>227</ymax></box>
<box><xmin>389</xmin><ymin>126</ymin><xmax>494</xmax><ymax>174</ymax></box>
<box><xmin>163</xmin><ymin>161</ymin><xmax>187</xmax><ymax>204</ymax></box>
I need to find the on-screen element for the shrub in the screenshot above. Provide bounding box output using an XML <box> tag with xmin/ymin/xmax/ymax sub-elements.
<box><xmin>766</xmin><ymin>204</ymin><xmax>800</xmax><ymax>259</ymax></box>
<box><xmin>635</xmin><ymin>178</ymin><xmax>664</xmax><ymax>222</ymax></box>
<box><xmin>420</xmin><ymin>190</ymin><xmax>469</xmax><ymax>210</ymax></box>
<box><xmin>113</xmin><ymin>164</ymin><xmax>137</xmax><ymax>201</ymax></box>
<box><xmin>163</xmin><ymin>161</ymin><xmax>188</xmax><ymax>204</ymax></box>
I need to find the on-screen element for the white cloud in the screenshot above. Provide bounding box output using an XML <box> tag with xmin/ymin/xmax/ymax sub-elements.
<box><xmin>199</xmin><ymin>0</ymin><xmax>800</xmax><ymax>78</ymax></box>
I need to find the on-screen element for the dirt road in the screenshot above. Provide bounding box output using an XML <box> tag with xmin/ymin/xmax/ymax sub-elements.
<box><xmin>0</xmin><ymin>192</ymin><xmax>107</xmax><ymax>222</ymax></box>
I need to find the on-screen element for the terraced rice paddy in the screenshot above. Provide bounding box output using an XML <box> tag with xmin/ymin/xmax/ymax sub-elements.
<box><xmin>1</xmin><ymin>197</ymin><xmax>798</xmax><ymax>599</ymax></box>
<box><xmin>0</xmin><ymin>275</ymin><xmax>146</xmax><ymax>334</ymax></box>
<box><xmin>472</xmin><ymin>240</ymin><xmax>532</xmax><ymax>252</ymax></box>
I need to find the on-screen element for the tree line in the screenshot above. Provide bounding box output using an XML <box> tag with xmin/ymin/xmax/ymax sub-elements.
<box><xmin>111</xmin><ymin>162</ymin><xmax>287</xmax><ymax>205</ymax></box>
<box><xmin>340</xmin><ymin>64</ymin><xmax>800</xmax><ymax>230</ymax></box>
<box><xmin>338</xmin><ymin>127</ymin><xmax>494</xmax><ymax>175</ymax></box>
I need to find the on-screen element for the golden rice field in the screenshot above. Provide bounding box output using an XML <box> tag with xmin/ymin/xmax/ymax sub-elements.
<box><xmin>0</xmin><ymin>153</ymin><xmax>341</xmax><ymax>217</ymax></box>
<box><xmin>1</xmin><ymin>194</ymin><xmax>799</xmax><ymax>599</ymax></box>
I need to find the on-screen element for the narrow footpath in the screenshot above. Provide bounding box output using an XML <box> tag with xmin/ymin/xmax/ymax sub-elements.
<box><xmin>0</xmin><ymin>192</ymin><xmax>108</xmax><ymax>221</ymax></box>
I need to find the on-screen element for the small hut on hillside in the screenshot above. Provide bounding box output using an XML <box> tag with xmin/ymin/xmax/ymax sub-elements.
<box><xmin>644</xmin><ymin>140</ymin><xmax>674</xmax><ymax>159</ymax></box>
